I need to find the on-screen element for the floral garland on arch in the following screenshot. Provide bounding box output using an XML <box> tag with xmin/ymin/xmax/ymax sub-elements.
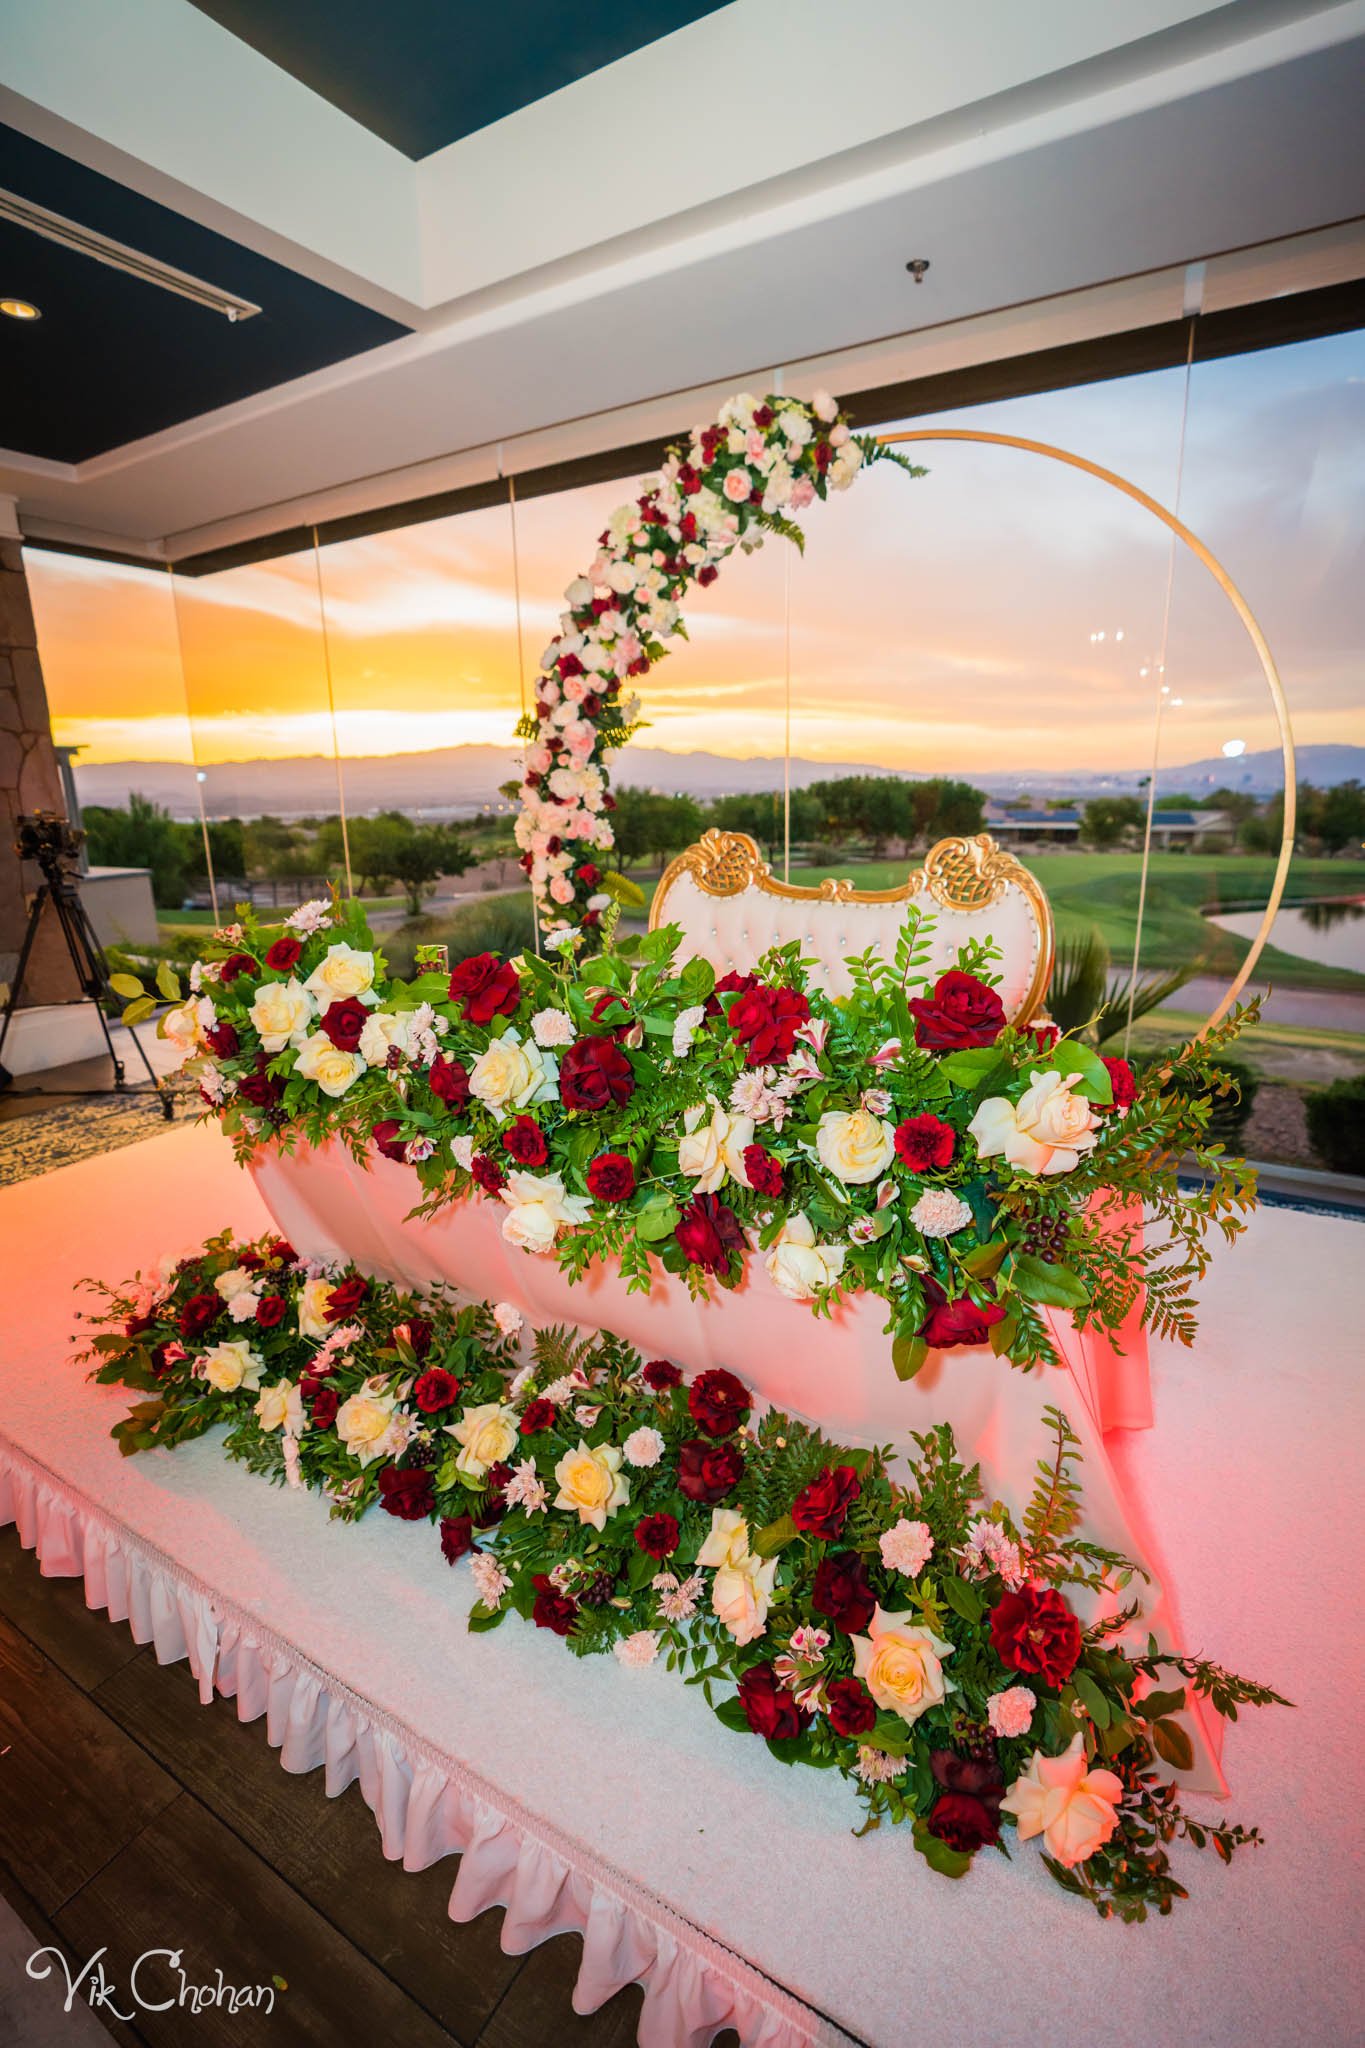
<box><xmin>143</xmin><ymin>892</ymin><xmax>1258</xmax><ymax>1377</ymax></box>
<box><xmin>81</xmin><ymin>1234</ymin><xmax>1285</xmax><ymax>1922</ymax></box>
<box><xmin>512</xmin><ymin>387</ymin><xmax>922</xmax><ymax>936</ymax></box>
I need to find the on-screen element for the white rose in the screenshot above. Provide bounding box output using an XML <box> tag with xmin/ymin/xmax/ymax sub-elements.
<box><xmin>553</xmin><ymin>1440</ymin><xmax>630</xmax><ymax>1530</ymax></box>
<box><xmin>199</xmin><ymin>1339</ymin><xmax>263</xmax><ymax>1394</ymax></box>
<box><xmin>297</xmin><ymin>1275</ymin><xmax>333</xmax><ymax>1338</ymax></box>
<box><xmin>304</xmin><ymin>942</ymin><xmax>378</xmax><ymax>1006</ymax></box>
<box><xmin>161</xmin><ymin>995</ymin><xmax>212</xmax><ymax>1062</ymax></box>
<box><xmin>469</xmin><ymin>1029</ymin><xmax>559</xmax><ymax>1113</ymax></box>
<box><xmin>249</xmin><ymin>977</ymin><xmax>314</xmax><ymax>1052</ymax></box>
<box><xmin>214</xmin><ymin>1265</ymin><xmax>257</xmax><ymax>1301</ymax></box>
<box><xmin>358</xmin><ymin>1010</ymin><xmax>410</xmax><ymax>1066</ymax></box>
<box><xmin>499</xmin><ymin>1170</ymin><xmax>592</xmax><ymax>1254</ymax></box>
<box><xmin>969</xmin><ymin>1070</ymin><xmax>1100</xmax><ymax>1177</ymax></box>
<box><xmin>815</xmin><ymin>1107</ymin><xmax>896</xmax><ymax>1184</ymax></box>
<box><xmin>851</xmin><ymin>1605</ymin><xmax>955</xmax><ymax>1725</ymax></box>
<box><xmin>763</xmin><ymin>1212</ymin><xmax>846</xmax><ymax>1300</ymax></box>
<box><xmin>678</xmin><ymin>1099</ymin><xmax>754</xmax><ymax>1193</ymax></box>
<box><xmin>778</xmin><ymin>407</ymin><xmax>812</xmax><ymax>447</ymax></box>
<box><xmin>696</xmin><ymin>1508</ymin><xmax>751</xmax><ymax>1570</ymax></box>
<box><xmin>336</xmin><ymin>1387</ymin><xmax>397</xmax><ymax>1466</ymax></box>
<box><xmin>449</xmin><ymin>1401</ymin><xmax>519</xmax><ymax>1479</ymax></box>
<box><xmin>294</xmin><ymin>1031</ymin><xmax>366</xmax><ymax>1098</ymax></box>
<box><xmin>255</xmin><ymin>1379</ymin><xmax>303</xmax><ymax>1434</ymax></box>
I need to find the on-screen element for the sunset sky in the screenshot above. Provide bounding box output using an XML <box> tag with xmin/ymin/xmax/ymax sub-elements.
<box><xmin>27</xmin><ymin>329</ymin><xmax>1364</xmax><ymax>791</ymax></box>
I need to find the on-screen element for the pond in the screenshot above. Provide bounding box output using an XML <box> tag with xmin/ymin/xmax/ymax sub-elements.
<box><xmin>1207</xmin><ymin>898</ymin><xmax>1365</xmax><ymax>973</ymax></box>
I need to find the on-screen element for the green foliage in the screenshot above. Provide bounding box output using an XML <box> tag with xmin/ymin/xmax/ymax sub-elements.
<box><xmin>1304</xmin><ymin>1072</ymin><xmax>1365</xmax><ymax>1175</ymax></box>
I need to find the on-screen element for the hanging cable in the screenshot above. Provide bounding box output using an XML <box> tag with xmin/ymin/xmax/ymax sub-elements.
<box><xmin>167</xmin><ymin>564</ymin><xmax>220</xmax><ymax>926</ymax></box>
<box><xmin>311</xmin><ymin>530</ymin><xmax>354</xmax><ymax>899</ymax></box>
<box><xmin>504</xmin><ymin>461</ymin><xmax>541</xmax><ymax>955</ymax></box>
<box><xmin>783</xmin><ymin>541</ymin><xmax>793</xmax><ymax>883</ymax></box>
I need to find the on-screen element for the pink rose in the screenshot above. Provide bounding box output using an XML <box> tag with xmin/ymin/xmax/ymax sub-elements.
<box><xmin>722</xmin><ymin>468</ymin><xmax>752</xmax><ymax>503</ymax></box>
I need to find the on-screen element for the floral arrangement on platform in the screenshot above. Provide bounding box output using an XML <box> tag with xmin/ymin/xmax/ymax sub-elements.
<box><xmin>508</xmin><ymin>386</ymin><xmax>922</xmax><ymax>934</ymax></box>
<box><xmin>137</xmin><ymin>892</ymin><xmax>1257</xmax><ymax>1376</ymax></box>
<box><xmin>81</xmin><ymin>1232</ymin><xmax>1284</xmax><ymax>1922</ymax></box>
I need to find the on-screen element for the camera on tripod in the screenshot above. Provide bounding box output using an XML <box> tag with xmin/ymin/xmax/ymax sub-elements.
<box><xmin>16</xmin><ymin>809</ymin><xmax>85</xmax><ymax>882</ymax></box>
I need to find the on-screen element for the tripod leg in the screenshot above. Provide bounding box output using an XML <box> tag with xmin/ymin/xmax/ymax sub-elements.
<box><xmin>54</xmin><ymin>887</ymin><xmax>173</xmax><ymax>1117</ymax></box>
<box><xmin>0</xmin><ymin>881</ymin><xmax>52</xmax><ymax>1068</ymax></box>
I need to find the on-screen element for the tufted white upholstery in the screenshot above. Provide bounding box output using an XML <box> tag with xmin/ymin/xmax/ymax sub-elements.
<box><xmin>652</xmin><ymin>838</ymin><xmax>1051</xmax><ymax>1020</ymax></box>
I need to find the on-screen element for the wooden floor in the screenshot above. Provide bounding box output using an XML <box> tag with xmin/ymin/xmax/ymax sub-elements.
<box><xmin>0</xmin><ymin>1524</ymin><xmax>738</xmax><ymax>2047</ymax></box>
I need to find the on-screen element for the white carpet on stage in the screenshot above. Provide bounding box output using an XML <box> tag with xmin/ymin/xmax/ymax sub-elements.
<box><xmin>0</xmin><ymin>1123</ymin><xmax>1361</xmax><ymax>2048</ymax></box>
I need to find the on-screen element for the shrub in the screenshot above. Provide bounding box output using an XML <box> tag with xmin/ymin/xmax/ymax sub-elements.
<box><xmin>1304</xmin><ymin>1074</ymin><xmax>1365</xmax><ymax>1176</ymax></box>
<box><xmin>384</xmin><ymin>893</ymin><xmax>538</xmax><ymax>978</ymax></box>
<box><xmin>1204</xmin><ymin>1058</ymin><xmax>1260</xmax><ymax>1148</ymax></box>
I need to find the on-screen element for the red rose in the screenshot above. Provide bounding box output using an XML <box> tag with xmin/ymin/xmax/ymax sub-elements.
<box><xmin>643</xmin><ymin>1359</ymin><xmax>682</xmax><ymax>1391</ymax></box>
<box><xmin>448</xmin><ymin>952</ymin><xmax>521</xmax><ymax>1026</ymax></box>
<box><xmin>1026</xmin><ymin>1022</ymin><xmax>1060</xmax><ymax>1053</ymax></box>
<box><xmin>688</xmin><ymin>1367</ymin><xmax>750</xmax><ymax>1438</ymax></box>
<box><xmin>736</xmin><ymin>1662</ymin><xmax>808</xmax><ymax>1741</ymax></box>
<box><xmin>264</xmin><ymin>936</ymin><xmax>301</xmax><ymax>971</ymax></box>
<box><xmin>908</xmin><ymin>971</ymin><xmax>1007</xmax><ymax>1051</ymax></box>
<box><xmin>372</xmin><ymin>1119</ymin><xmax>410</xmax><ymax>1163</ymax></box>
<box><xmin>714</xmin><ymin>969</ymin><xmax>757</xmax><ymax>997</ymax></box>
<box><xmin>473</xmin><ymin>1462</ymin><xmax>514</xmax><ymax>1531</ymax></box>
<box><xmin>502</xmin><ymin>1116</ymin><xmax>549</xmax><ymax>1166</ymax></box>
<box><xmin>635</xmin><ymin>1512</ymin><xmax>680</xmax><ymax>1559</ymax></box>
<box><xmin>1102</xmin><ymin>1056</ymin><xmax>1137</xmax><ymax>1111</ymax></box>
<box><xmin>918</xmin><ymin>1276</ymin><xmax>1007</xmax><ymax>1351</ymax></box>
<box><xmin>589</xmin><ymin>989</ymin><xmax>633</xmax><ymax>1038</ymax></box>
<box><xmin>927</xmin><ymin>1791</ymin><xmax>1000</xmax><ymax>1853</ymax></box>
<box><xmin>309</xmin><ymin>1385</ymin><xmax>339</xmax><ymax>1428</ymax></box>
<box><xmin>727</xmin><ymin>983</ymin><xmax>811</xmax><ymax>1066</ymax></box>
<box><xmin>676</xmin><ymin>1438</ymin><xmax>745</xmax><ymax>1504</ymax></box>
<box><xmin>577</xmin><ymin>862</ymin><xmax>601</xmax><ymax>889</ymax></box>
<box><xmin>204</xmin><ymin>1020</ymin><xmax>239</xmax><ymax>1058</ymax></box>
<box><xmin>825</xmin><ymin>1676</ymin><xmax>878</xmax><ymax>1738</ymax></box>
<box><xmin>320</xmin><ymin>996</ymin><xmax>368</xmax><ymax>1051</ymax></box>
<box><xmin>178</xmin><ymin>1292</ymin><xmax>220</xmax><ymax>1340</ymax></box>
<box><xmin>440</xmin><ymin>1514</ymin><xmax>474</xmax><ymax>1564</ymax></box>
<box><xmin>674</xmin><ymin>1194</ymin><xmax>743</xmax><ymax>1277</ymax></box>
<box><xmin>989</xmin><ymin>1584</ymin><xmax>1082</xmax><ymax>1686</ymax></box>
<box><xmin>811</xmin><ymin>1551</ymin><xmax>876</xmax><ymax>1634</ymax></box>
<box><xmin>267</xmin><ymin>1238</ymin><xmax>297</xmax><ymax>1266</ymax></box>
<box><xmin>586</xmin><ymin>1151</ymin><xmax>635</xmax><ymax>1202</ymax></box>
<box><xmin>791</xmin><ymin>1463</ymin><xmax>861</xmax><ymax>1540</ymax></box>
<box><xmin>218</xmin><ymin>953</ymin><xmax>257</xmax><ymax>983</ymax></box>
<box><xmin>377</xmin><ymin>1467</ymin><xmax>434</xmax><ymax>1521</ymax></box>
<box><xmin>255</xmin><ymin>1294</ymin><xmax>287</xmax><ymax>1329</ymax></box>
<box><xmin>471</xmin><ymin>1153</ymin><xmax>507</xmax><ymax>1195</ymax></box>
<box><xmin>741</xmin><ymin>1144</ymin><xmax>784</xmax><ymax>1197</ymax></box>
<box><xmin>326</xmin><ymin>1276</ymin><xmax>368</xmax><ymax>1322</ymax></box>
<box><xmin>428</xmin><ymin>1054</ymin><xmax>471</xmax><ymax>1108</ymax></box>
<box><xmin>237</xmin><ymin>1058</ymin><xmax>283</xmax><ymax>1109</ymax></box>
<box><xmin>560</xmin><ymin>1036</ymin><xmax>635</xmax><ymax>1111</ymax></box>
<box><xmin>894</xmin><ymin>1114</ymin><xmax>956</xmax><ymax>1172</ymax></box>
<box><xmin>413</xmin><ymin>1367</ymin><xmax>460</xmax><ymax>1413</ymax></box>
<box><xmin>519</xmin><ymin>1397</ymin><xmax>557</xmax><ymax>1435</ymax></box>
<box><xmin>531</xmin><ymin>1575</ymin><xmax>579</xmax><ymax>1635</ymax></box>
<box><xmin>697</xmin><ymin>564</ymin><xmax>718</xmax><ymax>587</ymax></box>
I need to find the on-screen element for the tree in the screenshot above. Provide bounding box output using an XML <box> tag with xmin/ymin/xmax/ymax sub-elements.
<box><xmin>82</xmin><ymin>793</ymin><xmax>191</xmax><ymax>908</ymax></box>
<box><xmin>1082</xmin><ymin>796</ymin><xmax>1144</xmax><ymax>849</ymax></box>
<box><xmin>1318</xmin><ymin>779</ymin><xmax>1365</xmax><ymax>855</ymax></box>
<box><xmin>612</xmin><ymin>790</ymin><xmax>704</xmax><ymax>870</ymax></box>
<box><xmin>388</xmin><ymin>825</ymin><xmax>475</xmax><ymax>916</ymax></box>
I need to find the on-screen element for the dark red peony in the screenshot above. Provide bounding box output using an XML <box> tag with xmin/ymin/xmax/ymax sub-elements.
<box><xmin>531</xmin><ymin>1575</ymin><xmax>579</xmax><ymax>1636</ymax></box>
<box><xmin>894</xmin><ymin>1113</ymin><xmax>956</xmax><ymax>1172</ymax></box>
<box><xmin>255</xmin><ymin>1294</ymin><xmax>287</xmax><ymax>1329</ymax></box>
<box><xmin>643</xmin><ymin>1358</ymin><xmax>682</xmax><ymax>1391</ymax></box>
<box><xmin>811</xmin><ymin>1551</ymin><xmax>876</xmax><ymax>1634</ymax></box>
<box><xmin>1026</xmin><ymin>1022</ymin><xmax>1061</xmax><ymax>1054</ymax></box>
<box><xmin>791</xmin><ymin>1463</ymin><xmax>861</xmax><ymax>1540</ymax></box>
<box><xmin>396</xmin><ymin>1316</ymin><xmax>433</xmax><ymax>1360</ymax></box>
<box><xmin>727</xmin><ymin>983</ymin><xmax>811</xmax><ymax>1066</ymax></box>
<box><xmin>736</xmin><ymin>1662</ymin><xmax>809</xmax><ymax>1741</ymax></box>
<box><xmin>502</xmin><ymin>1115</ymin><xmax>549</xmax><ymax>1166</ymax></box>
<box><xmin>588</xmin><ymin>989</ymin><xmax>633</xmax><ymax>1037</ymax></box>
<box><xmin>179</xmin><ymin>1292</ymin><xmax>220</xmax><ymax>1340</ymax></box>
<box><xmin>237</xmin><ymin>1058</ymin><xmax>284</xmax><ymax>1109</ymax></box>
<box><xmin>124</xmin><ymin>1312</ymin><xmax>154</xmax><ymax>1337</ymax></box>
<box><xmin>918</xmin><ymin>1276</ymin><xmax>1007</xmax><ymax>1350</ymax></box>
<box><xmin>560</xmin><ymin>1035</ymin><xmax>635</xmax><ymax>1111</ymax></box>
<box><xmin>428</xmin><ymin>1054</ymin><xmax>471</xmax><ymax>1108</ymax></box>
<box><xmin>413</xmin><ymin>1366</ymin><xmax>460</xmax><ymax>1413</ymax></box>
<box><xmin>634</xmin><ymin>1511</ymin><xmax>680</xmax><ymax>1559</ymax></box>
<box><xmin>204</xmin><ymin>1020</ymin><xmax>239</xmax><ymax>1059</ymax></box>
<box><xmin>676</xmin><ymin>1438</ymin><xmax>745</xmax><ymax>1504</ymax></box>
<box><xmin>309</xmin><ymin>1384</ymin><xmax>339</xmax><ymax>1428</ymax></box>
<box><xmin>218</xmin><ymin>952</ymin><xmax>257</xmax><ymax>984</ymax></box>
<box><xmin>674</xmin><ymin>1194</ymin><xmax>743</xmax><ymax>1277</ymax></box>
<box><xmin>471</xmin><ymin>1152</ymin><xmax>506</xmax><ymax>1196</ymax></box>
<box><xmin>1101</xmin><ymin>1056</ymin><xmax>1137</xmax><ymax>1111</ymax></box>
<box><xmin>264</xmin><ymin>936</ymin><xmax>302</xmax><ymax>971</ymax></box>
<box><xmin>377</xmin><ymin>1467</ymin><xmax>435</xmax><ymax>1520</ymax></box>
<box><xmin>448</xmin><ymin>952</ymin><xmax>521</xmax><ymax>1026</ymax></box>
<box><xmin>372</xmin><ymin>1119</ymin><xmax>410</xmax><ymax>1163</ymax></box>
<box><xmin>687</xmin><ymin>1367</ymin><xmax>751</xmax><ymax>1438</ymax></box>
<box><xmin>325</xmin><ymin>1275</ymin><xmax>368</xmax><ymax>1322</ymax></box>
<box><xmin>440</xmin><ymin>1514</ymin><xmax>474</xmax><ymax>1564</ymax></box>
<box><xmin>519</xmin><ymin>1397</ymin><xmax>557</xmax><ymax>1435</ymax></box>
<box><xmin>908</xmin><ymin>970</ymin><xmax>1007</xmax><ymax>1051</ymax></box>
<box><xmin>825</xmin><ymin>1676</ymin><xmax>878</xmax><ymax>1738</ymax></box>
<box><xmin>267</xmin><ymin>1238</ymin><xmax>297</xmax><ymax>1266</ymax></box>
<box><xmin>926</xmin><ymin>1750</ymin><xmax>1005</xmax><ymax>1851</ymax></box>
<box><xmin>741</xmin><ymin>1144</ymin><xmax>784</xmax><ymax>1197</ymax></box>
<box><xmin>586</xmin><ymin>1151</ymin><xmax>635</xmax><ymax>1202</ymax></box>
<box><xmin>989</xmin><ymin>1584</ymin><xmax>1082</xmax><ymax>1686</ymax></box>
<box><xmin>320</xmin><ymin>996</ymin><xmax>368</xmax><ymax>1051</ymax></box>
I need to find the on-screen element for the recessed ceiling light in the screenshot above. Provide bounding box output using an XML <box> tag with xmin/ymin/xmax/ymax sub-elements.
<box><xmin>0</xmin><ymin>298</ymin><xmax>40</xmax><ymax>321</ymax></box>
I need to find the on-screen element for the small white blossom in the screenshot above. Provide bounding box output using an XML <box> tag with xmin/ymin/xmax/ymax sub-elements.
<box><xmin>451</xmin><ymin>1135</ymin><xmax>476</xmax><ymax>1171</ymax></box>
<box><xmin>285</xmin><ymin>898</ymin><xmax>333</xmax><ymax>935</ymax></box>
<box><xmin>493</xmin><ymin>1302</ymin><xmax>524</xmax><ymax>1338</ymax></box>
<box><xmin>502</xmin><ymin>1459</ymin><xmax>548</xmax><ymax>1514</ymax></box>
<box><xmin>531</xmin><ymin>1007</ymin><xmax>576</xmax><ymax>1048</ymax></box>
<box><xmin>854</xmin><ymin>1747</ymin><xmax>906</xmax><ymax>1786</ymax></box>
<box><xmin>470</xmin><ymin>1553</ymin><xmax>511</xmax><ymax>1609</ymax></box>
<box><xmin>623</xmin><ymin>1425</ymin><xmax>665</xmax><ymax>1468</ymax></box>
<box><xmin>653</xmin><ymin>1571</ymin><xmax>704</xmax><ymax>1622</ymax></box>
<box><xmin>672</xmin><ymin>1004</ymin><xmax>706</xmax><ymax>1057</ymax></box>
<box><xmin>613</xmin><ymin>1630</ymin><xmax>661</xmax><ymax>1668</ymax></box>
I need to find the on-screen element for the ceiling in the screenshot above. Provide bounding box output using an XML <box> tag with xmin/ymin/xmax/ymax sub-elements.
<box><xmin>0</xmin><ymin>123</ymin><xmax>410</xmax><ymax>462</ymax></box>
<box><xmin>186</xmin><ymin>0</ymin><xmax>729</xmax><ymax>157</ymax></box>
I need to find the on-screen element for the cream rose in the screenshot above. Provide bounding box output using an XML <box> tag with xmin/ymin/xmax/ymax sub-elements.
<box><xmin>468</xmin><ymin>1029</ymin><xmax>559</xmax><ymax>1114</ymax></box>
<box><xmin>678</xmin><ymin>1099</ymin><xmax>754</xmax><ymax>1192</ymax></box>
<box><xmin>199</xmin><ymin>1339</ymin><xmax>263</xmax><ymax>1394</ymax></box>
<box><xmin>303</xmin><ymin>942</ymin><xmax>377</xmax><ymax>1006</ymax></box>
<box><xmin>214</xmin><ymin>1265</ymin><xmax>257</xmax><ymax>1301</ymax></box>
<box><xmin>160</xmin><ymin>995</ymin><xmax>213</xmax><ymax>1062</ymax></box>
<box><xmin>763</xmin><ymin>1212</ymin><xmax>846</xmax><ymax>1300</ymax></box>
<box><xmin>254</xmin><ymin>1379</ymin><xmax>304</xmax><ymax>1435</ymax></box>
<box><xmin>851</xmin><ymin>1605</ymin><xmax>955</xmax><ymax>1725</ymax></box>
<box><xmin>296</xmin><ymin>1275</ymin><xmax>333</xmax><ymax>1339</ymax></box>
<box><xmin>499</xmin><ymin>1170</ymin><xmax>592</xmax><ymax>1255</ymax></box>
<box><xmin>449</xmin><ymin>1401</ymin><xmax>519</xmax><ymax>1480</ymax></box>
<box><xmin>357</xmin><ymin>1010</ymin><xmax>410</xmax><ymax>1066</ymax></box>
<box><xmin>294</xmin><ymin>1031</ymin><xmax>366</xmax><ymax>1098</ymax></box>
<box><xmin>249</xmin><ymin>976</ymin><xmax>314</xmax><ymax>1052</ymax></box>
<box><xmin>552</xmin><ymin>1440</ymin><xmax>630</xmax><ymax>1530</ymax></box>
<box><xmin>1001</xmin><ymin>1733</ymin><xmax>1124</xmax><ymax>1867</ymax></box>
<box><xmin>696</xmin><ymin>1507</ymin><xmax>751</xmax><ymax>1569</ymax></box>
<box><xmin>336</xmin><ymin>1386</ymin><xmax>398</xmax><ymax>1466</ymax></box>
<box><xmin>711</xmin><ymin>1551</ymin><xmax>777</xmax><ymax>1646</ymax></box>
<box><xmin>815</xmin><ymin>1107</ymin><xmax>896</xmax><ymax>1184</ymax></box>
<box><xmin>969</xmin><ymin>1069</ymin><xmax>1100</xmax><ymax>1177</ymax></box>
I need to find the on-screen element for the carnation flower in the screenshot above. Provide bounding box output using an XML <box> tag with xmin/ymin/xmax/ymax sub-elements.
<box><xmin>623</xmin><ymin>1425</ymin><xmax>665</xmax><ymax>1468</ymax></box>
<box><xmin>987</xmin><ymin>1685</ymin><xmax>1037</xmax><ymax>1739</ymax></box>
<box><xmin>910</xmin><ymin>1188</ymin><xmax>975</xmax><ymax>1239</ymax></box>
<box><xmin>492</xmin><ymin>1302</ymin><xmax>523</xmax><ymax>1338</ymax></box>
<box><xmin>879</xmin><ymin>1517</ymin><xmax>935</xmax><ymax>1578</ymax></box>
<box><xmin>671</xmin><ymin>1004</ymin><xmax>706</xmax><ymax>1056</ymax></box>
<box><xmin>613</xmin><ymin>1630</ymin><xmax>661</xmax><ymax>1669</ymax></box>
<box><xmin>531</xmin><ymin>1007</ymin><xmax>576</xmax><ymax>1048</ymax></box>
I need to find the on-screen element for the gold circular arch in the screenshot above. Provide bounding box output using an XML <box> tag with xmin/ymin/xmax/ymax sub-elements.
<box><xmin>876</xmin><ymin>428</ymin><xmax>1296</xmax><ymax>1039</ymax></box>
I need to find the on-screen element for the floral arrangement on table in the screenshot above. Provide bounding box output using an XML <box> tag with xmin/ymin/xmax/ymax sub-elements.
<box><xmin>507</xmin><ymin>386</ymin><xmax>922</xmax><ymax>934</ymax></box>
<box><xmin>81</xmin><ymin>1232</ymin><xmax>1284</xmax><ymax>1922</ymax></box>
<box><xmin>134</xmin><ymin>890</ymin><xmax>1257</xmax><ymax>1377</ymax></box>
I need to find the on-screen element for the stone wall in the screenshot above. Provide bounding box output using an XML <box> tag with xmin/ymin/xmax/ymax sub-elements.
<box><xmin>0</xmin><ymin>539</ymin><xmax>80</xmax><ymax>1007</ymax></box>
